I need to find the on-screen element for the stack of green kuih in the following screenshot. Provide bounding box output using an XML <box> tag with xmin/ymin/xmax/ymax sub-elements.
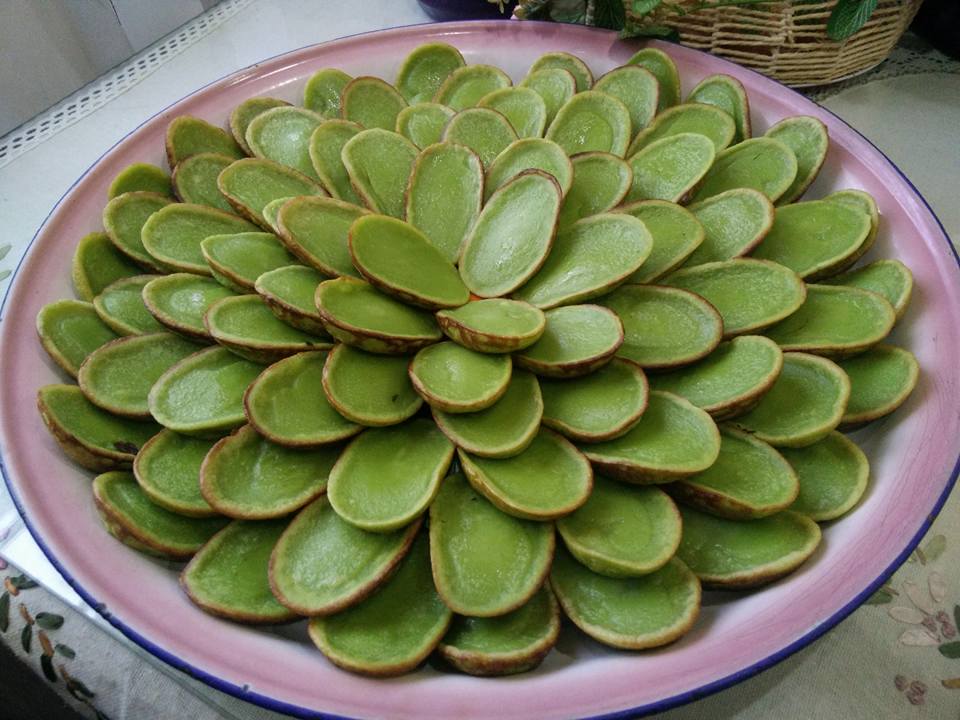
<box><xmin>36</xmin><ymin>42</ymin><xmax>920</xmax><ymax>677</ymax></box>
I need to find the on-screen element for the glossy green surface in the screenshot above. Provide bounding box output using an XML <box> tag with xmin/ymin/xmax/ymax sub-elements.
<box><xmin>307</xmin><ymin>119</ymin><xmax>363</xmax><ymax>203</ymax></box>
<box><xmin>430</xmin><ymin>473</ymin><xmax>554</xmax><ymax>617</ymax></box>
<box><xmin>628</xmin><ymin>103</ymin><xmax>735</xmax><ymax>156</ymax></box>
<box><xmin>822</xmin><ymin>259</ymin><xmax>913</xmax><ymax>319</ymax></box>
<box><xmin>107</xmin><ymin>163</ymin><xmax>173</xmax><ymax>199</ymax></box>
<box><xmin>341</xmin><ymin>128</ymin><xmax>418</xmax><ymax>218</ymax></box>
<box><xmin>93</xmin><ymin>275</ymin><xmax>163</xmax><ymax>336</ymax></box>
<box><xmin>690</xmin><ymin>137</ymin><xmax>798</xmax><ymax>204</ymax></box>
<box><xmin>513</xmin><ymin>213</ymin><xmax>652</xmax><ymax>309</ymax></box>
<box><xmin>520</xmin><ymin>68</ymin><xmax>576</xmax><ymax>126</ymax></box>
<box><xmin>133</xmin><ymin>429</ymin><xmax>217</xmax><ymax>516</ymax></box>
<box><xmin>396</xmin><ymin>42</ymin><xmax>465</xmax><ymax>104</ymax></box>
<box><xmin>254</xmin><ymin>265</ymin><xmax>329</xmax><ymax>336</ymax></box>
<box><xmin>557</xmin><ymin>477</ymin><xmax>680</xmax><ymax>577</ymax></box>
<box><xmin>557</xmin><ymin>152</ymin><xmax>632</xmax><ymax>230</ymax></box>
<box><xmin>171</xmin><ymin>152</ymin><xmax>234</xmax><ymax>213</ymax></box>
<box><xmin>687</xmin><ymin>74</ymin><xmax>751</xmax><ymax>143</ymax></box>
<box><xmin>201</xmin><ymin>232</ymin><xmax>298</xmax><ymax>293</ymax></box>
<box><xmin>545</xmin><ymin>91</ymin><xmax>631</xmax><ymax>157</ymax></box>
<box><xmin>599</xmin><ymin>285</ymin><xmax>722</xmax><ymax>369</ymax></box>
<box><xmin>406</xmin><ymin>141</ymin><xmax>484</xmax><ymax>263</ymax></box>
<box><xmin>433</xmin><ymin>370</ymin><xmax>542</xmax><ymax>458</ymax></box>
<box><xmin>349</xmin><ymin>215</ymin><xmax>469</xmax><ymax>309</ymax></box>
<box><xmin>409</xmin><ymin>342</ymin><xmax>512</xmax><ymax>412</ymax></box>
<box><xmin>395</xmin><ymin>103</ymin><xmax>455</xmax><ymax>149</ymax></box>
<box><xmin>204</xmin><ymin>295</ymin><xmax>323</xmax><ymax>361</ymax></box>
<box><xmin>484</xmin><ymin>138</ymin><xmax>572</xmax><ymax>201</ymax></box>
<box><xmin>514</xmin><ymin>304</ymin><xmax>622</xmax><ymax>377</ymax></box>
<box><xmin>551</xmin><ymin>548</ymin><xmax>700</xmax><ymax>649</ymax></box>
<box><xmin>459</xmin><ymin>170</ymin><xmax>561</xmax><ymax>298</ymax></box>
<box><xmin>684</xmin><ymin>188</ymin><xmax>774</xmax><ymax>266</ymax></box>
<box><xmin>664</xmin><ymin>259</ymin><xmax>806</xmax><ymax>337</ymax></box>
<box><xmin>442</xmin><ymin>107</ymin><xmax>518</xmax><ymax>169</ymax></box>
<box><xmin>731</xmin><ymin>352</ymin><xmax>850</xmax><ymax>447</ymax></box>
<box><xmin>72</xmin><ymin>231</ymin><xmax>144</xmax><ymax>301</ymax></box>
<box><xmin>328</xmin><ymin>418</ymin><xmax>454</xmax><ymax>532</ymax></box>
<box><xmin>783</xmin><ymin>432</ymin><xmax>869</xmax><ymax>521</ymax></box>
<box><xmin>229</xmin><ymin>97</ymin><xmax>290</xmax><ymax>154</ymax></box>
<box><xmin>540</xmin><ymin>358</ymin><xmax>648</xmax><ymax>442</ymax></box>
<box><xmin>594</xmin><ymin>65</ymin><xmax>658</xmax><ymax>136</ymax></box>
<box><xmin>436</xmin><ymin>299</ymin><xmax>545</xmax><ymax>353</ymax></box>
<box><xmin>434</xmin><ymin>64</ymin><xmax>512</xmax><ymax>111</ymax></box>
<box><xmin>478</xmin><ymin>87</ymin><xmax>548</xmax><ymax>139</ymax></box>
<box><xmin>217</xmin><ymin>157</ymin><xmax>327</xmax><ymax>228</ymax></box>
<box><xmin>166</xmin><ymin>115</ymin><xmax>243</xmax><ymax>166</ymax></box>
<box><xmin>244</xmin><ymin>351</ymin><xmax>360</xmax><ymax>446</ymax></box>
<box><xmin>625</xmin><ymin>132</ymin><xmax>715</xmax><ymax>203</ymax></box>
<box><xmin>627</xmin><ymin>48</ymin><xmax>680</xmax><ymax>110</ymax></box>
<box><xmin>102</xmin><ymin>191</ymin><xmax>174</xmax><ymax>270</ymax></box>
<box><xmin>581</xmin><ymin>391</ymin><xmax>720</xmax><ymax>483</ymax></box>
<box><xmin>142</xmin><ymin>273</ymin><xmax>235</xmax><ymax>340</ymax></box>
<box><xmin>303</xmin><ymin>68</ymin><xmax>352</xmax><ymax>118</ymax></box>
<box><xmin>618</xmin><ymin>200</ymin><xmax>704</xmax><ymax>283</ymax></box>
<box><xmin>245</xmin><ymin>106</ymin><xmax>324</xmax><ymax>180</ymax></box>
<box><xmin>837</xmin><ymin>345</ymin><xmax>919</xmax><ymax>426</ymax></box>
<box><xmin>459</xmin><ymin>428</ymin><xmax>592</xmax><ymax>520</ymax></box>
<box><xmin>37</xmin><ymin>300</ymin><xmax>119</xmax><ymax>377</ymax></box>
<box><xmin>530</xmin><ymin>52</ymin><xmax>592</xmax><ymax>92</ymax></box>
<box><xmin>765</xmin><ymin>116</ymin><xmax>828</xmax><ymax>204</ymax></box>
<box><xmin>141</xmin><ymin>203</ymin><xmax>258</xmax><ymax>274</ymax></box>
<box><xmin>322</xmin><ymin>344</ymin><xmax>422</xmax><ymax>426</ymax></box>
<box><xmin>342</xmin><ymin>76</ymin><xmax>408</xmax><ymax>131</ymax></box>
<box><xmin>277</xmin><ymin>196</ymin><xmax>366</xmax><ymax>278</ymax></box>
<box><xmin>148</xmin><ymin>346</ymin><xmax>262</xmax><ymax>436</ymax></box>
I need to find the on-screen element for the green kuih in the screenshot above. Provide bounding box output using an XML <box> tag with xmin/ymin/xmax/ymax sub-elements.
<box><xmin>434</xmin><ymin>64</ymin><xmax>512</xmax><ymax>110</ymax></box>
<box><xmin>181</xmin><ymin>519</ymin><xmax>298</xmax><ymax>623</ymax></box>
<box><xmin>731</xmin><ymin>352</ymin><xmax>850</xmax><ymax>448</ymax></box>
<box><xmin>478</xmin><ymin>87</ymin><xmax>548</xmax><ymax>139</ymax></box>
<box><xmin>107</xmin><ymin>163</ymin><xmax>173</xmax><ymax>200</ymax></box>
<box><xmin>245</xmin><ymin>106</ymin><xmax>324</xmax><ymax>180</ymax></box>
<box><xmin>314</xmin><ymin>277</ymin><xmax>441</xmax><ymax>354</ymax></box>
<box><xmin>545</xmin><ymin>91</ymin><xmax>632</xmax><ymax>158</ymax></box>
<box><xmin>540</xmin><ymin>358</ymin><xmax>648</xmax><ymax>442</ymax></box>
<box><xmin>458</xmin><ymin>428</ymin><xmax>593</xmax><ymax>521</ymax></box>
<box><xmin>648</xmin><ymin>335</ymin><xmax>783</xmax><ymax>420</ymax></box>
<box><xmin>171</xmin><ymin>152</ymin><xmax>235</xmax><ymax>213</ymax></box>
<box><xmin>432</xmin><ymin>370</ymin><xmax>543</xmax><ymax>458</ymax></box>
<box><xmin>557</xmin><ymin>152</ymin><xmax>632</xmax><ymax>230</ymax></box>
<box><xmin>442</xmin><ymin>108</ymin><xmax>518</xmax><ymax>169</ymax></box>
<box><xmin>687</xmin><ymin>74</ymin><xmax>752</xmax><ymax>143</ymax></box>
<box><xmin>133</xmin><ymin>429</ymin><xmax>218</xmax><ymax>517</ymax></box>
<box><xmin>270</xmin><ymin>496</ymin><xmax>421</xmax><ymax>615</ymax></box>
<box><xmin>664</xmin><ymin>258</ymin><xmax>806</xmax><ymax>337</ymax></box>
<box><xmin>683</xmin><ymin>188</ymin><xmax>774</xmax><ymax>266</ymax></box>
<box><xmin>409</xmin><ymin>342</ymin><xmax>512</xmax><ymax>413</ymax></box>
<box><xmin>92</xmin><ymin>471</ymin><xmax>227</xmax><ymax>560</ymax></box>
<box><xmin>676</xmin><ymin>505</ymin><xmax>821</xmax><ymax>588</ymax></box>
<box><xmin>627</xmin><ymin>102</ymin><xmax>735</xmax><ymax>156</ymax></box>
<box><xmin>71</xmin><ymin>231</ymin><xmax>145</xmax><ymax>301</ymax></box>
<box><xmin>824</xmin><ymin>188</ymin><xmax>879</xmax><ymax>255</ymax></box>
<box><xmin>395</xmin><ymin>42</ymin><xmax>465</xmax><ymax>104</ymax></box>
<box><xmin>165</xmin><ymin>115</ymin><xmax>243</xmax><ymax>168</ymax></box>
<box><xmin>436</xmin><ymin>299</ymin><xmax>545</xmax><ymax>353</ymax></box>
<box><xmin>148</xmin><ymin>346</ymin><xmax>263</xmax><ymax>437</ymax></box>
<box><xmin>690</xmin><ymin>137</ymin><xmax>798</xmax><ymax>204</ymax></box>
<box><xmin>93</xmin><ymin>275</ymin><xmax>163</xmax><ymax>336</ymax></box>
<box><xmin>216</xmin><ymin>157</ymin><xmax>328</xmax><ymax>229</ymax></box>
<box><xmin>625</xmin><ymin>132</ymin><xmax>715</xmax><ymax>203</ymax></box>
<box><xmin>327</xmin><ymin>418</ymin><xmax>454</xmax><ymax>532</ymax></box>
<box><xmin>514</xmin><ymin>304</ymin><xmax>623</xmax><ymax>378</ymax></box>
<box><xmin>484</xmin><ymin>138</ymin><xmax>573</xmax><ymax>201</ymax></box>
<box><xmin>341</xmin><ymin>76</ymin><xmax>408</xmax><ymax>131</ymax></box>
<box><xmin>438</xmin><ymin>586</ymin><xmax>560</xmax><ymax>676</ymax></box>
<box><xmin>822</xmin><ymin>259</ymin><xmax>913</xmax><ymax>320</ymax></box>
<box><xmin>626</xmin><ymin>48</ymin><xmax>680</xmax><ymax>110</ymax></box>
<box><xmin>200</xmin><ymin>232</ymin><xmax>299</xmax><ymax>294</ymax></box>
<box><xmin>142</xmin><ymin>273</ymin><xmax>236</xmax><ymax>341</ymax></box>
<box><xmin>593</xmin><ymin>65</ymin><xmax>659</xmax><ymax>136</ymax></box>
<box><xmin>395</xmin><ymin>103</ymin><xmax>455</xmax><ymax>149</ymax></box>
<box><xmin>308</xmin><ymin>533</ymin><xmax>452</xmax><ymax>677</ymax></box>
<box><xmin>102</xmin><ymin>191</ymin><xmax>174</xmax><ymax>271</ymax></box>
<box><xmin>308</xmin><ymin>119</ymin><xmax>363</xmax><ymax>203</ymax></box>
<box><xmin>601</xmin><ymin>285</ymin><xmax>723</xmax><ymax>369</ymax></box>
<box><xmin>322</xmin><ymin>344</ymin><xmax>423</xmax><ymax>426</ymax></box>
<box><xmin>38</xmin><ymin>385</ymin><xmax>160</xmax><ymax>471</ymax></box>
<box><xmin>617</xmin><ymin>200</ymin><xmax>704</xmax><ymax>283</ymax></box>
<box><xmin>255</xmin><ymin>265</ymin><xmax>329</xmax><ymax>336</ymax></box>
<box><xmin>276</xmin><ymin>196</ymin><xmax>367</xmax><ymax>278</ymax></box>
<box><xmin>303</xmin><ymin>68</ymin><xmax>352</xmax><ymax>118</ymax></box>
<box><xmin>782</xmin><ymin>432</ymin><xmax>870</xmax><ymax>521</ymax></box>
<box><xmin>341</xmin><ymin>128</ymin><xmax>418</xmax><ymax>218</ymax></box>
<box><xmin>243</xmin><ymin>351</ymin><xmax>361</xmax><ymax>447</ymax></box>
<box><xmin>836</xmin><ymin>345</ymin><xmax>919</xmax><ymax>429</ymax></box>
<box><xmin>229</xmin><ymin>97</ymin><xmax>290</xmax><ymax>154</ymax></box>
<box><xmin>557</xmin><ymin>477</ymin><xmax>681</xmax><ymax>577</ymax></box>
<box><xmin>36</xmin><ymin>300</ymin><xmax>120</xmax><ymax>378</ymax></box>
<box><xmin>764</xmin><ymin>116</ymin><xmax>828</xmax><ymax>204</ymax></box>
<box><xmin>520</xmin><ymin>68</ymin><xmax>576</xmax><ymax>126</ymax></box>
<box><xmin>529</xmin><ymin>52</ymin><xmax>593</xmax><ymax>92</ymax></box>
<box><xmin>260</xmin><ymin>198</ymin><xmax>288</xmax><ymax>233</ymax></box>
<box><xmin>670</xmin><ymin>426</ymin><xmax>799</xmax><ymax>519</ymax></box>
<box><xmin>581</xmin><ymin>391</ymin><xmax>720</xmax><ymax>484</ymax></box>
<box><xmin>550</xmin><ymin>547</ymin><xmax>700</xmax><ymax>649</ymax></box>
<box><xmin>430</xmin><ymin>474</ymin><xmax>554</xmax><ymax>617</ymax></box>
<box><xmin>200</xmin><ymin>425</ymin><xmax>338</xmax><ymax>519</ymax></box>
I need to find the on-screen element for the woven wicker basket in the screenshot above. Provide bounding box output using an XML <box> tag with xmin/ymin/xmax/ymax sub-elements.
<box><xmin>626</xmin><ymin>0</ymin><xmax>923</xmax><ymax>86</ymax></box>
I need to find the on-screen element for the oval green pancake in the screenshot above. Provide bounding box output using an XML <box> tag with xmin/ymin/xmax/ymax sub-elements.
<box><xmin>204</xmin><ymin>295</ymin><xmax>326</xmax><ymax>364</ymax></box>
<box><xmin>142</xmin><ymin>273</ymin><xmax>236</xmax><ymax>341</ymax></box>
<box><xmin>93</xmin><ymin>275</ymin><xmax>164</xmax><ymax>336</ymax></box>
<box><xmin>71</xmin><ymin>231</ymin><xmax>145</xmax><ymax>301</ymax></box>
<box><xmin>625</xmin><ymin>132</ymin><xmax>715</xmax><ymax>204</ymax></box>
<box><xmin>245</xmin><ymin>106</ymin><xmax>324</xmax><ymax>180</ymax></box>
<box><xmin>442</xmin><ymin>107</ymin><xmax>518</xmax><ymax>169</ymax></box>
<box><xmin>628</xmin><ymin>102</ymin><xmax>735</xmax><ymax>157</ymax></box>
<box><xmin>822</xmin><ymin>259</ymin><xmax>913</xmax><ymax>320</ymax></box>
<box><xmin>165</xmin><ymin>115</ymin><xmax>243</xmax><ymax>167</ymax></box>
<box><xmin>617</xmin><ymin>200</ymin><xmax>704</xmax><ymax>283</ymax></box>
<box><xmin>546</xmin><ymin>91</ymin><xmax>631</xmax><ymax>158</ymax></box>
<box><xmin>321</xmin><ymin>343</ymin><xmax>423</xmax><ymax>426</ymax></box>
<box><xmin>626</xmin><ymin>48</ymin><xmax>680</xmax><ymax>110</ymax></box>
<box><xmin>514</xmin><ymin>304</ymin><xmax>623</xmax><ymax>378</ymax></box>
<box><xmin>216</xmin><ymin>157</ymin><xmax>328</xmax><ymax>230</ymax></box>
<box><xmin>436</xmin><ymin>298</ymin><xmax>545</xmax><ymax>353</ymax></box>
<box><xmin>690</xmin><ymin>137</ymin><xmax>798</xmax><ymax>204</ymax></box>
<box><xmin>825</xmin><ymin>188</ymin><xmax>879</xmax><ymax>255</ymax></box>
<box><xmin>141</xmin><ymin>203</ymin><xmax>258</xmax><ymax>275</ymax></box>
<box><xmin>434</xmin><ymin>64</ymin><xmax>512</xmax><ymax>111</ymax></box>
<box><xmin>307</xmin><ymin>119</ymin><xmax>363</xmax><ymax>203</ymax></box>
<box><xmin>201</xmin><ymin>231</ymin><xmax>299</xmax><ymax>294</ymax></box>
<box><xmin>764</xmin><ymin>115</ymin><xmax>828</xmax><ymax>204</ymax></box>
<box><xmin>133</xmin><ymin>429</ymin><xmax>217</xmax><ymax>517</ymax></box>
<box><xmin>557</xmin><ymin>151</ymin><xmax>632</xmax><ymax>230</ymax></box>
<box><xmin>341</xmin><ymin>128</ymin><xmax>418</xmax><ymax>218</ymax></box>
<box><xmin>396</xmin><ymin>42</ymin><xmax>465</xmax><ymax>105</ymax></box>
<box><xmin>478</xmin><ymin>87</ymin><xmax>548</xmax><ymax>139</ymax></box>
<box><xmin>484</xmin><ymin>138</ymin><xmax>573</xmax><ymax>202</ymax></box>
<box><xmin>108</xmin><ymin>163</ymin><xmax>173</xmax><ymax>200</ymax></box>
<box><xmin>276</xmin><ymin>195</ymin><xmax>367</xmax><ymax>278</ymax></box>
<box><xmin>683</xmin><ymin>188</ymin><xmax>774</xmax><ymax>266</ymax></box>
<box><xmin>229</xmin><ymin>97</ymin><xmax>290</xmax><ymax>154</ymax></box>
<box><xmin>593</xmin><ymin>65</ymin><xmax>659</xmax><ymax>137</ymax></box>
<box><xmin>303</xmin><ymin>68</ymin><xmax>352</xmax><ymax>118</ymax></box>
<box><xmin>37</xmin><ymin>300</ymin><xmax>120</xmax><ymax>378</ymax></box>
<box><xmin>520</xmin><ymin>68</ymin><xmax>576</xmax><ymax>126</ymax></box>
<box><xmin>255</xmin><ymin>265</ymin><xmax>329</xmax><ymax>336</ymax></box>
<box><xmin>687</xmin><ymin>74</ymin><xmax>751</xmax><ymax>143</ymax></box>
<box><xmin>171</xmin><ymin>152</ymin><xmax>235</xmax><ymax>213</ymax></box>
<box><xmin>409</xmin><ymin>342</ymin><xmax>512</xmax><ymax>413</ymax></box>
<box><xmin>836</xmin><ymin>344</ymin><xmax>919</xmax><ymax>428</ymax></box>
<box><xmin>783</xmin><ymin>431</ymin><xmax>870</xmax><ymax>521</ymax></box>
<box><xmin>396</xmin><ymin>103</ymin><xmax>455</xmax><ymax>149</ymax></box>
<box><xmin>102</xmin><ymin>191</ymin><xmax>174</xmax><ymax>271</ymax></box>
<box><xmin>530</xmin><ymin>52</ymin><xmax>593</xmax><ymax>93</ymax></box>
<box><xmin>342</xmin><ymin>76</ymin><xmax>408</xmax><ymax>131</ymax></box>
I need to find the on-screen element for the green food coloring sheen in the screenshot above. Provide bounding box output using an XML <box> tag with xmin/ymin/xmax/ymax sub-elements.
<box><xmin>664</xmin><ymin>258</ymin><xmax>807</xmax><ymax>337</ymax></box>
<box><xmin>484</xmin><ymin>138</ymin><xmax>573</xmax><ymax>201</ymax></box>
<box><xmin>102</xmin><ymin>191</ymin><xmax>174</xmax><ymax>271</ymax></box>
<box><xmin>270</xmin><ymin>496</ymin><xmax>421</xmax><ymax>615</ymax></box>
<box><xmin>432</xmin><ymin>370</ymin><xmax>543</xmax><ymax>458</ymax></box>
<box><xmin>93</xmin><ymin>275</ymin><xmax>164</xmax><ymax>336</ymax></box>
<box><xmin>141</xmin><ymin>203</ymin><xmax>258</xmax><ymax>275</ymax></box>
<box><xmin>216</xmin><ymin>157</ymin><xmax>328</xmax><ymax>229</ymax></box>
<box><xmin>687</xmin><ymin>74</ymin><xmax>751</xmax><ymax>143</ymax></box>
<box><xmin>556</xmin><ymin>476</ymin><xmax>680</xmax><ymax>577</ymax></box>
<box><xmin>341</xmin><ymin>76</ymin><xmax>408</xmax><ymax>132</ymax></box>
<box><xmin>514</xmin><ymin>304</ymin><xmax>623</xmax><ymax>378</ymax></box>
<box><xmin>308</xmin><ymin>119</ymin><xmax>363</xmax><ymax>204</ymax></box>
<box><xmin>550</xmin><ymin>547</ymin><xmax>700</xmax><ymax>649</ymax></box>
<box><xmin>782</xmin><ymin>431</ymin><xmax>869</xmax><ymax>521</ymax></box>
<box><xmin>430</xmin><ymin>473</ymin><xmax>554</xmax><ymax>617</ymax></box>
<box><xmin>395</xmin><ymin>103</ymin><xmax>455</xmax><ymax>149</ymax></box>
<box><xmin>93</xmin><ymin>471</ymin><xmax>227</xmax><ymax>559</ymax></box>
<box><xmin>529</xmin><ymin>52</ymin><xmax>593</xmax><ymax>93</ymax></box>
<box><xmin>581</xmin><ymin>391</ymin><xmax>720</xmax><ymax>484</ymax></box>
<box><xmin>201</xmin><ymin>424</ymin><xmax>337</xmax><ymax>519</ymax></box>
<box><xmin>245</xmin><ymin>106</ymin><xmax>324</xmax><ymax>180</ymax></box>
<box><xmin>764</xmin><ymin>115</ymin><xmax>828</xmax><ymax>204</ymax></box>
<box><xmin>229</xmin><ymin>97</ymin><xmax>290</xmax><ymax>154</ymax></box>
<box><xmin>171</xmin><ymin>152</ymin><xmax>235</xmax><ymax>213</ymax></box>
<box><xmin>328</xmin><ymin>418</ymin><xmax>454</xmax><ymax>532</ymax></box>
<box><xmin>254</xmin><ymin>265</ymin><xmax>329</xmax><ymax>337</ymax></box>
<box><xmin>149</xmin><ymin>346</ymin><xmax>263</xmax><ymax>437</ymax></box>
<box><xmin>133</xmin><ymin>429</ymin><xmax>217</xmax><ymax>516</ymax></box>
<box><xmin>37</xmin><ymin>300</ymin><xmax>120</xmax><ymax>378</ymax></box>
<box><xmin>520</xmin><ymin>68</ymin><xmax>576</xmax><ymax>126</ymax></box>
<box><xmin>676</xmin><ymin>505</ymin><xmax>821</xmax><ymax>588</ymax></box>
<box><xmin>822</xmin><ymin>259</ymin><xmax>913</xmax><ymax>320</ymax></box>
<box><xmin>308</xmin><ymin>533</ymin><xmax>451</xmax><ymax>677</ymax></box>
<box><xmin>78</xmin><ymin>332</ymin><xmax>199</xmax><ymax>419</ymax></box>
<box><xmin>625</xmin><ymin>132</ymin><xmax>716</xmax><ymax>204</ymax></box>
<box><xmin>142</xmin><ymin>273</ymin><xmax>236</xmax><ymax>340</ymax></box>
<box><xmin>545</xmin><ymin>91</ymin><xmax>632</xmax><ymax>158</ymax></box>
<box><xmin>409</xmin><ymin>342</ymin><xmax>512</xmax><ymax>413</ymax></box>
<box><xmin>405</xmin><ymin>142</ymin><xmax>484</xmax><ymax>263</ymax></box>
<box><xmin>396</xmin><ymin>42</ymin><xmax>465</xmax><ymax>104</ymax></box>
<box><xmin>442</xmin><ymin>107</ymin><xmax>518</xmax><ymax>169</ymax></box>
<box><xmin>648</xmin><ymin>335</ymin><xmax>783</xmax><ymax>420</ymax></box>
<box><xmin>303</xmin><ymin>68</ymin><xmax>352</xmax><ymax>118</ymax></box>
<box><xmin>690</xmin><ymin>137</ymin><xmax>798</xmax><ymax>204</ymax></box>
<box><xmin>341</xmin><ymin>128</ymin><xmax>418</xmax><ymax>218</ymax></box>
<box><xmin>837</xmin><ymin>345</ymin><xmax>919</xmax><ymax>428</ymax></box>
<box><xmin>200</xmin><ymin>232</ymin><xmax>299</xmax><ymax>294</ymax></box>
<box><xmin>558</xmin><ymin>152</ymin><xmax>632</xmax><ymax>230</ymax></box>
<box><xmin>617</xmin><ymin>200</ymin><xmax>704</xmax><ymax>283</ymax></box>
<box><xmin>628</xmin><ymin>102</ymin><xmax>735</xmax><ymax>157</ymax></box>
<box><xmin>243</xmin><ymin>351</ymin><xmax>360</xmax><ymax>447</ymax></box>
<box><xmin>107</xmin><ymin>163</ymin><xmax>173</xmax><ymax>200</ymax></box>
<box><xmin>599</xmin><ymin>285</ymin><xmax>723</xmax><ymax>369</ymax></box>
<box><xmin>731</xmin><ymin>352</ymin><xmax>850</xmax><ymax>448</ymax></box>
<box><xmin>349</xmin><ymin>215</ymin><xmax>469</xmax><ymax>309</ymax></box>
<box><xmin>627</xmin><ymin>48</ymin><xmax>680</xmax><ymax>110</ymax></box>
<box><xmin>683</xmin><ymin>188</ymin><xmax>774</xmax><ymax>266</ymax></box>
<box><xmin>513</xmin><ymin>213</ymin><xmax>653</xmax><ymax>309</ymax></box>
<box><xmin>72</xmin><ymin>231</ymin><xmax>145</xmax><ymax>301</ymax></box>
<box><xmin>459</xmin><ymin>170</ymin><xmax>562</xmax><ymax>298</ymax></box>
<box><xmin>477</xmin><ymin>87</ymin><xmax>548</xmax><ymax>139</ymax></box>
<box><xmin>314</xmin><ymin>277</ymin><xmax>441</xmax><ymax>354</ymax></box>
<box><xmin>165</xmin><ymin>115</ymin><xmax>243</xmax><ymax>167</ymax></box>
<box><xmin>321</xmin><ymin>344</ymin><xmax>423</xmax><ymax>426</ymax></box>
<box><xmin>459</xmin><ymin>428</ymin><xmax>592</xmax><ymax>520</ymax></box>
<box><xmin>433</xmin><ymin>64</ymin><xmax>512</xmax><ymax>111</ymax></box>
<box><xmin>182</xmin><ymin>519</ymin><xmax>296</xmax><ymax>623</ymax></box>
<box><xmin>672</xmin><ymin>426</ymin><xmax>798</xmax><ymax>519</ymax></box>
<box><xmin>540</xmin><ymin>358</ymin><xmax>648</xmax><ymax>442</ymax></box>
<box><xmin>593</xmin><ymin>65</ymin><xmax>659</xmax><ymax>136</ymax></box>
<box><xmin>276</xmin><ymin>196</ymin><xmax>367</xmax><ymax>278</ymax></box>
<box><xmin>204</xmin><ymin>295</ymin><xmax>327</xmax><ymax>364</ymax></box>
<box><xmin>436</xmin><ymin>299</ymin><xmax>545</xmax><ymax>354</ymax></box>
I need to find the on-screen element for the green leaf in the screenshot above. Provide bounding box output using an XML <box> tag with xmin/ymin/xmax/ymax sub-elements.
<box><xmin>924</xmin><ymin>534</ymin><xmax>947</xmax><ymax>562</ymax></box>
<box><xmin>0</xmin><ymin>244</ymin><xmax>10</xmax><ymax>261</ymax></box>
<box><xmin>593</xmin><ymin>0</ymin><xmax>627</xmax><ymax>29</ymax></box>
<box><xmin>827</xmin><ymin>0</ymin><xmax>879</xmax><ymax>41</ymax></box>
<box><xmin>621</xmin><ymin>23</ymin><xmax>679</xmax><ymax>40</ymax></box>
<box><xmin>0</xmin><ymin>270</ymin><xmax>10</xmax><ymax>284</ymax></box>
<box><xmin>549</xmin><ymin>0</ymin><xmax>587</xmax><ymax>24</ymax></box>
<box><xmin>20</xmin><ymin>623</ymin><xmax>32</xmax><ymax>653</ymax></box>
<box><xmin>67</xmin><ymin>677</ymin><xmax>96</xmax><ymax>699</ymax></box>
<box><xmin>55</xmin><ymin>643</ymin><xmax>76</xmax><ymax>659</ymax></box>
<box><xmin>10</xmin><ymin>575</ymin><xmax>38</xmax><ymax>590</ymax></box>
<box><xmin>940</xmin><ymin>641</ymin><xmax>960</xmax><ymax>659</ymax></box>
<box><xmin>632</xmin><ymin>0</ymin><xmax>663</xmax><ymax>13</ymax></box>
<box><xmin>0</xmin><ymin>591</ymin><xmax>8</xmax><ymax>632</ymax></box>
<box><xmin>864</xmin><ymin>589</ymin><xmax>893</xmax><ymax>605</ymax></box>
<box><xmin>41</xmin><ymin>654</ymin><xmax>58</xmax><ymax>683</ymax></box>
<box><xmin>35</xmin><ymin>612</ymin><xmax>64</xmax><ymax>630</ymax></box>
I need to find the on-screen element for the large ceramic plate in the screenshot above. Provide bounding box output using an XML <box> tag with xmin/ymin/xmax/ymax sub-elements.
<box><xmin>1</xmin><ymin>20</ymin><xmax>958</xmax><ymax>720</ymax></box>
